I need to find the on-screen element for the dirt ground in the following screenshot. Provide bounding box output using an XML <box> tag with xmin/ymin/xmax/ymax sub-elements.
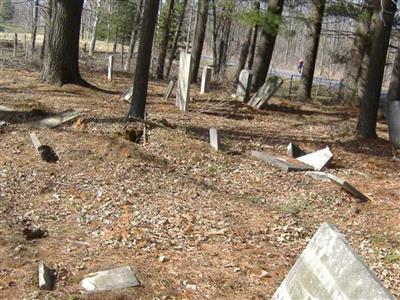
<box><xmin>0</xmin><ymin>58</ymin><xmax>399</xmax><ymax>300</ymax></box>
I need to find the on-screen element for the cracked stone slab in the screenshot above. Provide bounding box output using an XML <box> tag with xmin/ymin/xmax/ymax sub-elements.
<box><xmin>272</xmin><ymin>222</ymin><xmax>394</xmax><ymax>300</ymax></box>
<box><xmin>38</xmin><ymin>109</ymin><xmax>79</xmax><ymax>129</ymax></box>
<box><xmin>251</xmin><ymin>151</ymin><xmax>313</xmax><ymax>172</ymax></box>
<box><xmin>296</xmin><ymin>146</ymin><xmax>333</xmax><ymax>171</ymax></box>
<box><xmin>80</xmin><ymin>266</ymin><xmax>140</xmax><ymax>292</ymax></box>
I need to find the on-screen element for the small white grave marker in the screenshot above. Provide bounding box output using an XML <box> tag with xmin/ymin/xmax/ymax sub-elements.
<box><xmin>200</xmin><ymin>66</ymin><xmax>212</xmax><ymax>94</ymax></box>
<box><xmin>209</xmin><ymin>128</ymin><xmax>220</xmax><ymax>151</ymax></box>
<box><xmin>107</xmin><ymin>55</ymin><xmax>114</xmax><ymax>81</ymax></box>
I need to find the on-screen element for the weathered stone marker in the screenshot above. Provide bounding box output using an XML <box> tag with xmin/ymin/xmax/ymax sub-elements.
<box><xmin>236</xmin><ymin>69</ymin><xmax>253</xmax><ymax>102</ymax></box>
<box><xmin>176</xmin><ymin>51</ymin><xmax>191</xmax><ymax>112</ymax></box>
<box><xmin>107</xmin><ymin>55</ymin><xmax>114</xmax><ymax>81</ymax></box>
<box><xmin>164</xmin><ymin>80</ymin><xmax>175</xmax><ymax>101</ymax></box>
<box><xmin>296</xmin><ymin>146</ymin><xmax>333</xmax><ymax>171</ymax></box>
<box><xmin>200</xmin><ymin>66</ymin><xmax>212</xmax><ymax>94</ymax></box>
<box><xmin>80</xmin><ymin>266</ymin><xmax>140</xmax><ymax>292</ymax></box>
<box><xmin>30</xmin><ymin>132</ymin><xmax>59</xmax><ymax>162</ymax></box>
<box><xmin>387</xmin><ymin>100</ymin><xmax>400</xmax><ymax>147</ymax></box>
<box><xmin>38</xmin><ymin>262</ymin><xmax>56</xmax><ymax>290</ymax></box>
<box><xmin>272</xmin><ymin>222</ymin><xmax>393</xmax><ymax>300</ymax></box>
<box><xmin>209</xmin><ymin>128</ymin><xmax>220</xmax><ymax>151</ymax></box>
<box><xmin>38</xmin><ymin>109</ymin><xmax>79</xmax><ymax>129</ymax></box>
<box><xmin>251</xmin><ymin>151</ymin><xmax>313</xmax><ymax>172</ymax></box>
<box><xmin>248</xmin><ymin>76</ymin><xmax>283</xmax><ymax>109</ymax></box>
<box><xmin>122</xmin><ymin>86</ymin><xmax>133</xmax><ymax>103</ymax></box>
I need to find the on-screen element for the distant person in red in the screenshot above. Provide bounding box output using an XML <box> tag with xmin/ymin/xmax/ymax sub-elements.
<box><xmin>297</xmin><ymin>58</ymin><xmax>304</xmax><ymax>74</ymax></box>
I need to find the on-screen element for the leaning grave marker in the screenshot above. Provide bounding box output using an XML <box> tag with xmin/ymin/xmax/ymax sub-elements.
<box><xmin>248</xmin><ymin>75</ymin><xmax>283</xmax><ymax>109</ymax></box>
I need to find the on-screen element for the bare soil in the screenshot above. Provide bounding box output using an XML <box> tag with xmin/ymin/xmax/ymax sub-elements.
<box><xmin>0</xmin><ymin>59</ymin><xmax>399</xmax><ymax>299</ymax></box>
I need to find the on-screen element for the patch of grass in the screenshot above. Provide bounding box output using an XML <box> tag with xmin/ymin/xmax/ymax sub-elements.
<box><xmin>279</xmin><ymin>197</ymin><xmax>315</xmax><ymax>215</ymax></box>
<box><xmin>386</xmin><ymin>251</ymin><xmax>399</xmax><ymax>263</ymax></box>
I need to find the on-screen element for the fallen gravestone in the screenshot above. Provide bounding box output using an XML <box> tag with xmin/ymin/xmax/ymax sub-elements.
<box><xmin>200</xmin><ymin>66</ymin><xmax>212</xmax><ymax>94</ymax></box>
<box><xmin>272</xmin><ymin>222</ymin><xmax>393</xmax><ymax>300</ymax></box>
<box><xmin>176</xmin><ymin>51</ymin><xmax>191</xmax><ymax>112</ymax></box>
<box><xmin>287</xmin><ymin>142</ymin><xmax>306</xmax><ymax>158</ymax></box>
<box><xmin>306</xmin><ymin>171</ymin><xmax>370</xmax><ymax>202</ymax></box>
<box><xmin>209</xmin><ymin>128</ymin><xmax>220</xmax><ymax>151</ymax></box>
<box><xmin>296</xmin><ymin>146</ymin><xmax>333</xmax><ymax>171</ymax></box>
<box><xmin>251</xmin><ymin>151</ymin><xmax>313</xmax><ymax>172</ymax></box>
<box><xmin>122</xmin><ymin>86</ymin><xmax>133</xmax><ymax>103</ymax></box>
<box><xmin>80</xmin><ymin>266</ymin><xmax>140</xmax><ymax>292</ymax></box>
<box><xmin>248</xmin><ymin>76</ymin><xmax>283</xmax><ymax>109</ymax></box>
<box><xmin>236</xmin><ymin>69</ymin><xmax>253</xmax><ymax>102</ymax></box>
<box><xmin>30</xmin><ymin>132</ymin><xmax>59</xmax><ymax>163</ymax></box>
<box><xmin>164</xmin><ymin>80</ymin><xmax>175</xmax><ymax>101</ymax></box>
<box><xmin>0</xmin><ymin>105</ymin><xmax>12</xmax><ymax>112</ymax></box>
<box><xmin>38</xmin><ymin>262</ymin><xmax>56</xmax><ymax>290</ymax></box>
<box><xmin>38</xmin><ymin>109</ymin><xmax>79</xmax><ymax>129</ymax></box>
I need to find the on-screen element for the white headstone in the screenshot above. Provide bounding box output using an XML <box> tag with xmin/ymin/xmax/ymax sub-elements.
<box><xmin>296</xmin><ymin>146</ymin><xmax>333</xmax><ymax>171</ymax></box>
<box><xmin>236</xmin><ymin>69</ymin><xmax>253</xmax><ymax>102</ymax></box>
<box><xmin>107</xmin><ymin>55</ymin><xmax>114</xmax><ymax>81</ymax></box>
<box><xmin>200</xmin><ymin>66</ymin><xmax>212</xmax><ymax>94</ymax></box>
<box><xmin>122</xmin><ymin>86</ymin><xmax>133</xmax><ymax>103</ymax></box>
<box><xmin>176</xmin><ymin>51</ymin><xmax>192</xmax><ymax>112</ymax></box>
<box><xmin>273</xmin><ymin>223</ymin><xmax>393</xmax><ymax>300</ymax></box>
<box><xmin>209</xmin><ymin>128</ymin><xmax>220</xmax><ymax>151</ymax></box>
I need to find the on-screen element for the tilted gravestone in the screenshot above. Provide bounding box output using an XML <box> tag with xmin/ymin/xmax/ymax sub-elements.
<box><xmin>248</xmin><ymin>76</ymin><xmax>283</xmax><ymax>109</ymax></box>
<box><xmin>272</xmin><ymin>222</ymin><xmax>394</xmax><ymax>300</ymax></box>
<box><xmin>176</xmin><ymin>51</ymin><xmax>192</xmax><ymax>112</ymax></box>
<box><xmin>236</xmin><ymin>69</ymin><xmax>253</xmax><ymax>102</ymax></box>
<box><xmin>201</xmin><ymin>66</ymin><xmax>212</xmax><ymax>94</ymax></box>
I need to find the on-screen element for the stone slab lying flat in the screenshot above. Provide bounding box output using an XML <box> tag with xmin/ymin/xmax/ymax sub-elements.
<box><xmin>0</xmin><ymin>105</ymin><xmax>13</xmax><ymax>112</ymax></box>
<box><xmin>306</xmin><ymin>171</ymin><xmax>370</xmax><ymax>202</ymax></box>
<box><xmin>296</xmin><ymin>146</ymin><xmax>333</xmax><ymax>171</ymax></box>
<box><xmin>38</xmin><ymin>109</ymin><xmax>79</xmax><ymax>129</ymax></box>
<box><xmin>272</xmin><ymin>223</ymin><xmax>394</xmax><ymax>300</ymax></box>
<box><xmin>251</xmin><ymin>151</ymin><xmax>313</xmax><ymax>172</ymax></box>
<box><xmin>80</xmin><ymin>266</ymin><xmax>140</xmax><ymax>292</ymax></box>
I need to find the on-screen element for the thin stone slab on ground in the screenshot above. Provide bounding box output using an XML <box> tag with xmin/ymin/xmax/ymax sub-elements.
<box><xmin>200</xmin><ymin>66</ymin><xmax>212</xmax><ymax>94</ymax></box>
<box><xmin>164</xmin><ymin>80</ymin><xmax>175</xmax><ymax>101</ymax></box>
<box><xmin>38</xmin><ymin>109</ymin><xmax>79</xmax><ymax>129</ymax></box>
<box><xmin>209</xmin><ymin>128</ymin><xmax>220</xmax><ymax>151</ymax></box>
<box><xmin>296</xmin><ymin>146</ymin><xmax>333</xmax><ymax>171</ymax></box>
<box><xmin>287</xmin><ymin>142</ymin><xmax>306</xmax><ymax>158</ymax></box>
<box><xmin>80</xmin><ymin>266</ymin><xmax>140</xmax><ymax>292</ymax></box>
<box><xmin>236</xmin><ymin>69</ymin><xmax>253</xmax><ymax>102</ymax></box>
<box><xmin>0</xmin><ymin>105</ymin><xmax>12</xmax><ymax>111</ymax></box>
<box><xmin>306</xmin><ymin>171</ymin><xmax>370</xmax><ymax>202</ymax></box>
<box><xmin>122</xmin><ymin>86</ymin><xmax>133</xmax><ymax>103</ymax></box>
<box><xmin>248</xmin><ymin>76</ymin><xmax>283</xmax><ymax>109</ymax></box>
<box><xmin>176</xmin><ymin>51</ymin><xmax>191</xmax><ymax>112</ymax></box>
<box><xmin>0</xmin><ymin>120</ymin><xmax>5</xmax><ymax>128</ymax></box>
<box><xmin>38</xmin><ymin>262</ymin><xmax>56</xmax><ymax>290</ymax></box>
<box><xmin>251</xmin><ymin>151</ymin><xmax>313</xmax><ymax>172</ymax></box>
<box><xmin>30</xmin><ymin>132</ymin><xmax>59</xmax><ymax>162</ymax></box>
<box><xmin>272</xmin><ymin>222</ymin><xmax>393</xmax><ymax>300</ymax></box>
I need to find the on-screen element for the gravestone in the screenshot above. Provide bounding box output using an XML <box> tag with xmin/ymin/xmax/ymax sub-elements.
<box><xmin>272</xmin><ymin>222</ymin><xmax>393</xmax><ymax>300</ymax></box>
<box><xmin>296</xmin><ymin>146</ymin><xmax>333</xmax><ymax>171</ymax></box>
<box><xmin>387</xmin><ymin>101</ymin><xmax>400</xmax><ymax>147</ymax></box>
<box><xmin>236</xmin><ymin>69</ymin><xmax>253</xmax><ymax>102</ymax></box>
<box><xmin>200</xmin><ymin>66</ymin><xmax>212</xmax><ymax>94</ymax></box>
<box><xmin>287</xmin><ymin>142</ymin><xmax>306</xmax><ymax>158</ymax></box>
<box><xmin>107</xmin><ymin>55</ymin><xmax>114</xmax><ymax>81</ymax></box>
<box><xmin>38</xmin><ymin>262</ymin><xmax>56</xmax><ymax>290</ymax></box>
<box><xmin>209</xmin><ymin>128</ymin><xmax>220</xmax><ymax>151</ymax></box>
<box><xmin>38</xmin><ymin>109</ymin><xmax>79</xmax><ymax>129</ymax></box>
<box><xmin>251</xmin><ymin>151</ymin><xmax>313</xmax><ymax>172</ymax></box>
<box><xmin>122</xmin><ymin>86</ymin><xmax>133</xmax><ymax>103</ymax></box>
<box><xmin>80</xmin><ymin>266</ymin><xmax>140</xmax><ymax>292</ymax></box>
<box><xmin>176</xmin><ymin>51</ymin><xmax>192</xmax><ymax>112</ymax></box>
<box><xmin>164</xmin><ymin>80</ymin><xmax>175</xmax><ymax>101</ymax></box>
<box><xmin>248</xmin><ymin>76</ymin><xmax>283</xmax><ymax>109</ymax></box>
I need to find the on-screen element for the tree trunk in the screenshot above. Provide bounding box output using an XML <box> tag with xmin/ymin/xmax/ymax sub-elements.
<box><xmin>342</xmin><ymin>0</ymin><xmax>372</xmax><ymax>104</ymax></box>
<box><xmin>234</xmin><ymin>26</ymin><xmax>252</xmax><ymax>83</ymax></box>
<box><xmin>296</xmin><ymin>0</ymin><xmax>326</xmax><ymax>101</ymax></box>
<box><xmin>40</xmin><ymin>0</ymin><xmax>85</xmax><ymax>86</ymax></box>
<box><xmin>156</xmin><ymin>0</ymin><xmax>175</xmax><ymax>79</ymax></box>
<box><xmin>30</xmin><ymin>0</ymin><xmax>39</xmax><ymax>54</ymax></box>
<box><xmin>126</xmin><ymin>0</ymin><xmax>160</xmax><ymax>120</ymax></box>
<box><xmin>251</xmin><ymin>0</ymin><xmax>285</xmax><ymax>91</ymax></box>
<box><xmin>356</xmin><ymin>0</ymin><xmax>397</xmax><ymax>138</ymax></box>
<box><xmin>89</xmin><ymin>0</ymin><xmax>101</xmax><ymax>56</ymax></box>
<box><xmin>113</xmin><ymin>27</ymin><xmax>118</xmax><ymax>53</ymax></box>
<box><xmin>246</xmin><ymin>0</ymin><xmax>260</xmax><ymax>70</ymax></box>
<box><xmin>190</xmin><ymin>0</ymin><xmax>209</xmax><ymax>83</ymax></box>
<box><xmin>124</xmin><ymin>0</ymin><xmax>144</xmax><ymax>72</ymax></box>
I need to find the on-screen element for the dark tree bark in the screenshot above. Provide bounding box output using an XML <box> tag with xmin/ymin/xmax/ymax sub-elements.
<box><xmin>126</xmin><ymin>0</ymin><xmax>160</xmax><ymax>120</ymax></box>
<box><xmin>124</xmin><ymin>0</ymin><xmax>144</xmax><ymax>72</ymax></box>
<box><xmin>234</xmin><ymin>26</ymin><xmax>252</xmax><ymax>83</ymax></box>
<box><xmin>251</xmin><ymin>0</ymin><xmax>285</xmax><ymax>91</ymax></box>
<box><xmin>356</xmin><ymin>0</ymin><xmax>397</xmax><ymax>138</ymax></box>
<box><xmin>246</xmin><ymin>0</ymin><xmax>260</xmax><ymax>70</ymax></box>
<box><xmin>190</xmin><ymin>0</ymin><xmax>209</xmax><ymax>83</ymax></box>
<box><xmin>296</xmin><ymin>0</ymin><xmax>326</xmax><ymax>101</ymax></box>
<box><xmin>39</xmin><ymin>0</ymin><xmax>86</xmax><ymax>86</ymax></box>
<box><xmin>30</xmin><ymin>0</ymin><xmax>39</xmax><ymax>54</ymax></box>
<box><xmin>156</xmin><ymin>0</ymin><xmax>175</xmax><ymax>79</ymax></box>
<box><xmin>165</xmin><ymin>0</ymin><xmax>188</xmax><ymax>79</ymax></box>
<box><xmin>342</xmin><ymin>0</ymin><xmax>372</xmax><ymax>104</ymax></box>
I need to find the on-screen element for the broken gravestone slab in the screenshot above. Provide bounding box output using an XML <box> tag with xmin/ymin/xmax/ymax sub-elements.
<box><xmin>38</xmin><ymin>262</ymin><xmax>56</xmax><ymax>290</ymax></box>
<box><xmin>296</xmin><ymin>146</ymin><xmax>333</xmax><ymax>171</ymax></box>
<box><xmin>80</xmin><ymin>266</ymin><xmax>140</xmax><ymax>292</ymax></box>
<box><xmin>287</xmin><ymin>142</ymin><xmax>306</xmax><ymax>158</ymax></box>
<box><xmin>248</xmin><ymin>76</ymin><xmax>283</xmax><ymax>109</ymax></box>
<box><xmin>251</xmin><ymin>151</ymin><xmax>313</xmax><ymax>172</ymax></box>
<box><xmin>272</xmin><ymin>222</ymin><xmax>394</xmax><ymax>300</ymax></box>
<box><xmin>122</xmin><ymin>86</ymin><xmax>133</xmax><ymax>103</ymax></box>
<box><xmin>38</xmin><ymin>109</ymin><xmax>79</xmax><ymax>129</ymax></box>
<box><xmin>209</xmin><ymin>128</ymin><xmax>220</xmax><ymax>151</ymax></box>
<box><xmin>176</xmin><ymin>51</ymin><xmax>191</xmax><ymax>112</ymax></box>
<box><xmin>164</xmin><ymin>80</ymin><xmax>175</xmax><ymax>101</ymax></box>
<box><xmin>305</xmin><ymin>171</ymin><xmax>370</xmax><ymax>202</ymax></box>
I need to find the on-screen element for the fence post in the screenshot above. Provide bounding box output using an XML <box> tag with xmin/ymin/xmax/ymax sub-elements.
<box><xmin>289</xmin><ymin>75</ymin><xmax>293</xmax><ymax>99</ymax></box>
<box><xmin>13</xmin><ymin>33</ymin><xmax>18</xmax><ymax>57</ymax></box>
<box><xmin>338</xmin><ymin>79</ymin><xmax>344</xmax><ymax>101</ymax></box>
